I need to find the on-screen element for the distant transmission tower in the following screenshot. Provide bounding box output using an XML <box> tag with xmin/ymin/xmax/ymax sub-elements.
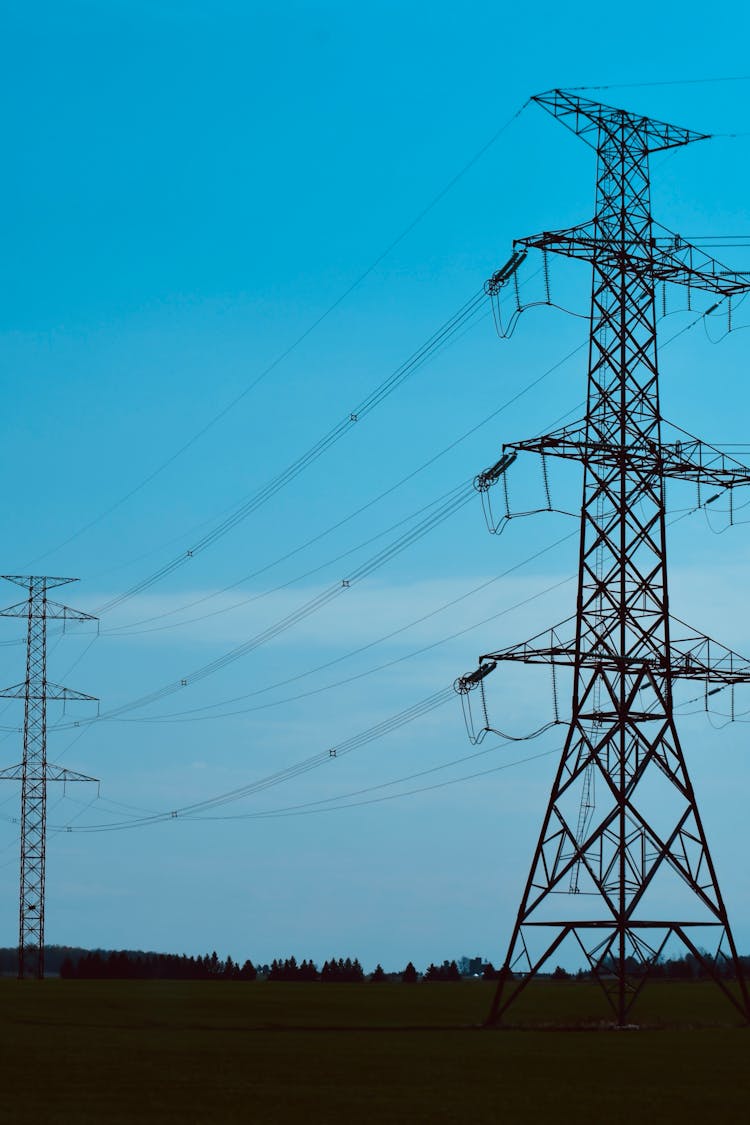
<box><xmin>457</xmin><ymin>90</ymin><xmax>750</xmax><ymax>1025</ymax></box>
<box><xmin>0</xmin><ymin>576</ymin><xmax>98</xmax><ymax>979</ymax></box>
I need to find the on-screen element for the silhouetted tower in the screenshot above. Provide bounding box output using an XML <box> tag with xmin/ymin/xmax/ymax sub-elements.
<box><xmin>458</xmin><ymin>91</ymin><xmax>750</xmax><ymax>1025</ymax></box>
<box><xmin>0</xmin><ymin>576</ymin><xmax>97</xmax><ymax>979</ymax></box>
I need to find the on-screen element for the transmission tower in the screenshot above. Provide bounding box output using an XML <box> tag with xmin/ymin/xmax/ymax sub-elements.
<box><xmin>0</xmin><ymin>576</ymin><xmax>98</xmax><ymax>979</ymax></box>
<box><xmin>457</xmin><ymin>90</ymin><xmax>750</xmax><ymax>1025</ymax></box>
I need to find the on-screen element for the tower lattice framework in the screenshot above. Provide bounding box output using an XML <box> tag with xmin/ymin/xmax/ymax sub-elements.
<box><xmin>0</xmin><ymin>576</ymin><xmax>97</xmax><ymax>979</ymax></box>
<box><xmin>458</xmin><ymin>90</ymin><xmax>750</xmax><ymax>1025</ymax></box>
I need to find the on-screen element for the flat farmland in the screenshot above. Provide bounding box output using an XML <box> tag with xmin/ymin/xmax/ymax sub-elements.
<box><xmin>1</xmin><ymin>980</ymin><xmax>748</xmax><ymax>1123</ymax></box>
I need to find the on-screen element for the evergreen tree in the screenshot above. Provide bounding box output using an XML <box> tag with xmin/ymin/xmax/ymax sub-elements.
<box><xmin>402</xmin><ymin>961</ymin><xmax>418</xmax><ymax>984</ymax></box>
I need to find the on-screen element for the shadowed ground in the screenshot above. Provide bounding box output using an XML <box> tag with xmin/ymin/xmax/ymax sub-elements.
<box><xmin>0</xmin><ymin>980</ymin><xmax>747</xmax><ymax>1123</ymax></box>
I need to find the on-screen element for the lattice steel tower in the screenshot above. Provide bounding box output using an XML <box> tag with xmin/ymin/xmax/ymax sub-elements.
<box><xmin>458</xmin><ymin>90</ymin><xmax>750</xmax><ymax>1024</ymax></box>
<box><xmin>0</xmin><ymin>576</ymin><xmax>97</xmax><ymax>979</ymax></box>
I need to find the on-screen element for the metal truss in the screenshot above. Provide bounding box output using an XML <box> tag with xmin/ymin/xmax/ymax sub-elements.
<box><xmin>459</xmin><ymin>89</ymin><xmax>750</xmax><ymax>1025</ymax></box>
<box><xmin>0</xmin><ymin>576</ymin><xmax>98</xmax><ymax>979</ymax></box>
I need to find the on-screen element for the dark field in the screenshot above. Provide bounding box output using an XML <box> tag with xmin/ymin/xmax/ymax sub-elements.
<box><xmin>1</xmin><ymin>979</ymin><xmax>749</xmax><ymax>1123</ymax></box>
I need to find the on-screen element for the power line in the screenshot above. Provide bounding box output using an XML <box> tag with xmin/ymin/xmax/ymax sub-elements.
<box><xmin>109</xmin><ymin>545</ymin><xmax>578</xmax><ymax>725</ymax></box>
<box><xmin>569</xmin><ymin>76</ymin><xmax>750</xmax><ymax>92</ymax></box>
<box><xmin>37</xmin><ymin>267</ymin><xmax>748</xmax><ymax>848</ymax></box>
<box><xmin>69</xmin><ymin>480</ymin><xmax>478</xmax><ymax>724</ymax></box>
<box><xmin>92</xmin><ymin>472</ymin><xmax>722</xmax><ymax>730</ymax></box>
<box><xmin>190</xmin><ymin>742</ymin><xmax>564</xmax><ymax>822</ymax></box>
<box><xmin>28</xmin><ymin>99</ymin><xmax>530</xmax><ymax>572</ymax></box>
<box><xmin>50</xmin><ymin>305</ymin><xmax>730</xmax><ymax>730</ymax></box>
<box><xmin>56</xmin><ymin>685</ymin><xmax>459</xmax><ymax>832</ymax></box>
<box><xmin>93</xmin><ymin>288</ymin><xmax>487</xmax><ymax>617</ymax></box>
<box><xmin>99</xmin><ymin>309</ymin><xmax>579</xmax><ymax>638</ymax></box>
<box><xmin>18</xmin><ymin>267</ymin><xmax>702</xmax><ymax>660</ymax></box>
<box><xmin>105</xmin><ymin>479</ymin><xmax>480</xmax><ymax>638</ymax></box>
<box><xmin>51</xmin><ymin>331</ymin><xmax>595</xmax><ymax>724</ymax></box>
<box><xmin>44</xmin><ymin>482</ymin><xmax>739</xmax><ymax>833</ymax></box>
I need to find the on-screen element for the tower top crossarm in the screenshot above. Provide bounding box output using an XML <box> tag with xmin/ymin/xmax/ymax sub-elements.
<box><xmin>533</xmin><ymin>88</ymin><xmax>710</xmax><ymax>152</ymax></box>
<box><xmin>0</xmin><ymin>575</ymin><xmax>97</xmax><ymax>624</ymax></box>
<box><xmin>2</xmin><ymin>575</ymin><xmax>78</xmax><ymax>592</ymax></box>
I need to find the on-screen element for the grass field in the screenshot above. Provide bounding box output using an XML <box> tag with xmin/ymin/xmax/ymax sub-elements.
<box><xmin>1</xmin><ymin>979</ymin><xmax>749</xmax><ymax>1123</ymax></box>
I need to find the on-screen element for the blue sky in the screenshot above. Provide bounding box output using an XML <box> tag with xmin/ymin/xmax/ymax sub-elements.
<box><xmin>1</xmin><ymin>1</ymin><xmax>750</xmax><ymax>970</ymax></box>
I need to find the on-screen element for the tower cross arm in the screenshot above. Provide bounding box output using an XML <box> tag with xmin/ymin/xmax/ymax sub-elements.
<box><xmin>456</xmin><ymin>619</ymin><xmax>750</xmax><ymax>689</ymax></box>
<box><xmin>0</xmin><ymin>682</ymin><xmax>28</xmax><ymax>699</ymax></box>
<box><xmin>512</xmin><ymin>225</ymin><xmax>750</xmax><ymax>298</ymax></box>
<box><xmin>45</xmin><ymin>600</ymin><xmax>97</xmax><ymax>623</ymax></box>
<box><xmin>45</xmin><ymin>764</ymin><xmax>99</xmax><ymax>784</ymax></box>
<box><xmin>0</xmin><ymin>762</ymin><xmax>99</xmax><ymax>784</ymax></box>
<box><xmin>668</xmin><ymin>621</ymin><xmax>750</xmax><ymax>685</ymax></box>
<box><xmin>45</xmin><ymin>684</ymin><xmax>98</xmax><ymax>703</ymax></box>
<box><xmin>0</xmin><ymin>598</ymin><xmax>96</xmax><ymax>622</ymax></box>
<box><xmin>0</xmin><ymin>682</ymin><xmax>98</xmax><ymax>702</ymax></box>
<box><xmin>532</xmin><ymin>89</ymin><xmax>709</xmax><ymax>153</ymax></box>
<box><xmin>497</xmin><ymin>423</ymin><xmax>750</xmax><ymax>491</ymax></box>
<box><xmin>651</xmin><ymin>232</ymin><xmax>750</xmax><ymax>297</ymax></box>
<box><xmin>0</xmin><ymin>600</ymin><xmax>34</xmax><ymax>617</ymax></box>
<box><xmin>455</xmin><ymin>620</ymin><xmax>577</xmax><ymax>693</ymax></box>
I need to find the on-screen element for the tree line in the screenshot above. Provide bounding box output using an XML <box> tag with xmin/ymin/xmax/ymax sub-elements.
<box><xmin>59</xmin><ymin>951</ymin><xmax>388</xmax><ymax>982</ymax></box>
<box><xmin>34</xmin><ymin>949</ymin><xmax>455</xmax><ymax>983</ymax></box>
<box><xmin>545</xmin><ymin>953</ymin><xmax>749</xmax><ymax>982</ymax></box>
<box><xmin>0</xmin><ymin>946</ymin><xmax>745</xmax><ymax>981</ymax></box>
<box><xmin>61</xmin><ymin>950</ymin><xmax>257</xmax><ymax>981</ymax></box>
